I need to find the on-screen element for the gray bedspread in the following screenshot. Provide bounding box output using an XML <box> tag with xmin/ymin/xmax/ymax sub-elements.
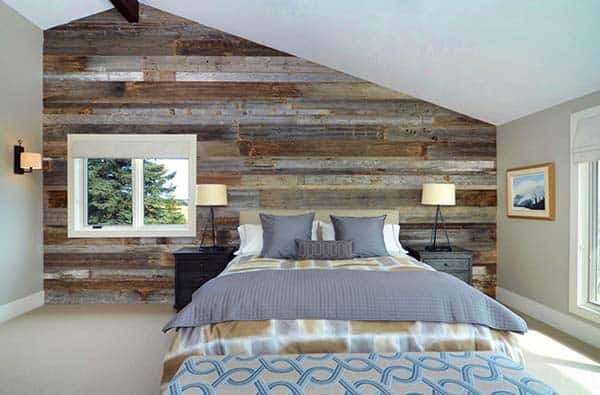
<box><xmin>163</xmin><ymin>269</ymin><xmax>527</xmax><ymax>333</ymax></box>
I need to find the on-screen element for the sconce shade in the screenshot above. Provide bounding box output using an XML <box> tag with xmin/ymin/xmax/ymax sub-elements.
<box><xmin>421</xmin><ymin>183</ymin><xmax>456</xmax><ymax>206</ymax></box>
<box><xmin>196</xmin><ymin>184</ymin><xmax>228</xmax><ymax>206</ymax></box>
<box><xmin>20</xmin><ymin>152</ymin><xmax>42</xmax><ymax>170</ymax></box>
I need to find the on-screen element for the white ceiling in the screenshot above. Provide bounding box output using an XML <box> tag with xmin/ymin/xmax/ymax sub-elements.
<box><xmin>4</xmin><ymin>0</ymin><xmax>600</xmax><ymax>125</ymax></box>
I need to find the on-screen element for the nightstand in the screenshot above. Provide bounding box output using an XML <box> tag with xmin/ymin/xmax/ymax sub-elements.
<box><xmin>413</xmin><ymin>247</ymin><xmax>473</xmax><ymax>285</ymax></box>
<box><xmin>173</xmin><ymin>247</ymin><xmax>235</xmax><ymax>310</ymax></box>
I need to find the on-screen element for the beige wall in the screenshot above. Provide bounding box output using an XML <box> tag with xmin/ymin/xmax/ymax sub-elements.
<box><xmin>0</xmin><ymin>2</ymin><xmax>43</xmax><ymax>306</ymax></box>
<box><xmin>498</xmin><ymin>90</ymin><xmax>600</xmax><ymax>328</ymax></box>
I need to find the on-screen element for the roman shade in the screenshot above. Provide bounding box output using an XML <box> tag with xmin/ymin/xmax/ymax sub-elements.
<box><xmin>572</xmin><ymin>107</ymin><xmax>600</xmax><ymax>163</ymax></box>
<box><xmin>68</xmin><ymin>134</ymin><xmax>196</xmax><ymax>159</ymax></box>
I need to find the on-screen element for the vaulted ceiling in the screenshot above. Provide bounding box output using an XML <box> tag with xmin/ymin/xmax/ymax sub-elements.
<box><xmin>3</xmin><ymin>0</ymin><xmax>600</xmax><ymax>125</ymax></box>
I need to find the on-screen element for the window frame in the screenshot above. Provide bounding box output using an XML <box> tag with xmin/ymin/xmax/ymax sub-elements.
<box><xmin>569</xmin><ymin>105</ymin><xmax>600</xmax><ymax>323</ymax></box>
<box><xmin>67</xmin><ymin>134</ymin><xmax>196</xmax><ymax>238</ymax></box>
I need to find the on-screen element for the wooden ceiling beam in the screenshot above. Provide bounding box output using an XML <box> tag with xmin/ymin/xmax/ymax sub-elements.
<box><xmin>109</xmin><ymin>0</ymin><xmax>139</xmax><ymax>23</ymax></box>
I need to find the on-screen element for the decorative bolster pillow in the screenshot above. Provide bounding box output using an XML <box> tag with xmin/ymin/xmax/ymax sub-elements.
<box><xmin>295</xmin><ymin>239</ymin><xmax>353</xmax><ymax>260</ymax></box>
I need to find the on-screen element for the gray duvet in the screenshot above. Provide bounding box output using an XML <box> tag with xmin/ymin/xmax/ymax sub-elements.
<box><xmin>163</xmin><ymin>269</ymin><xmax>527</xmax><ymax>333</ymax></box>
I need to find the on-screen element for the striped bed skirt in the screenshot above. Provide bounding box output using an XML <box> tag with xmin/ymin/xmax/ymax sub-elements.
<box><xmin>163</xmin><ymin>351</ymin><xmax>557</xmax><ymax>395</ymax></box>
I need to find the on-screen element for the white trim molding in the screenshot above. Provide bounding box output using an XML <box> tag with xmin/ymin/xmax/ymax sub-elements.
<box><xmin>0</xmin><ymin>291</ymin><xmax>44</xmax><ymax>325</ymax></box>
<box><xmin>569</xmin><ymin>105</ymin><xmax>600</xmax><ymax>324</ymax></box>
<box><xmin>497</xmin><ymin>287</ymin><xmax>600</xmax><ymax>349</ymax></box>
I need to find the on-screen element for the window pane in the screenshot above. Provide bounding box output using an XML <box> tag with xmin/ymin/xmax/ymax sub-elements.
<box><xmin>591</xmin><ymin>160</ymin><xmax>600</xmax><ymax>305</ymax></box>
<box><xmin>87</xmin><ymin>159</ymin><xmax>133</xmax><ymax>225</ymax></box>
<box><xmin>143</xmin><ymin>159</ymin><xmax>188</xmax><ymax>225</ymax></box>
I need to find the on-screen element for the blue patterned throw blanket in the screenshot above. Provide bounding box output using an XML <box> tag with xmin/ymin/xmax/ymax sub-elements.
<box><xmin>164</xmin><ymin>352</ymin><xmax>557</xmax><ymax>395</ymax></box>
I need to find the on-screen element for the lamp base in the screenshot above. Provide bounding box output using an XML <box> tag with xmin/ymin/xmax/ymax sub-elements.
<box><xmin>425</xmin><ymin>245</ymin><xmax>452</xmax><ymax>252</ymax></box>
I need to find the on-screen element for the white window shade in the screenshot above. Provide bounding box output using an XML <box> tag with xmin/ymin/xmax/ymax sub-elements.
<box><xmin>69</xmin><ymin>134</ymin><xmax>196</xmax><ymax>159</ymax></box>
<box><xmin>572</xmin><ymin>106</ymin><xmax>600</xmax><ymax>163</ymax></box>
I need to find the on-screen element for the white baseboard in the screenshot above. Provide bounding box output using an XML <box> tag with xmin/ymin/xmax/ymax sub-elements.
<box><xmin>0</xmin><ymin>291</ymin><xmax>45</xmax><ymax>325</ymax></box>
<box><xmin>496</xmin><ymin>287</ymin><xmax>600</xmax><ymax>349</ymax></box>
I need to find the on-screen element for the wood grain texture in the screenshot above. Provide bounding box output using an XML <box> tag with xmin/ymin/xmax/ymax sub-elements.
<box><xmin>43</xmin><ymin>5</ymin><xmax>497</xmax><ymax>303</ymax></box>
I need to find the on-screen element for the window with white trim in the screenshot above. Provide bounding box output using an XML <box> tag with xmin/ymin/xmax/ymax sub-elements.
<box><xmin>570</xmin><ymin>105</ymin><xmax>600</xmax><ymax>323</ymax></box>
<box><xmin>68</xmin><ymin>134</ymin><xmax>196</xmax><ymax>237</ymax></box>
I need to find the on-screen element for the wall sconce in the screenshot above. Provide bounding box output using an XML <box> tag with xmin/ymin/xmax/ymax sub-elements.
<box><xmin>14</xmin><ymin>139</ymin><xmax>42</xmax><ymax>174</ymax></box>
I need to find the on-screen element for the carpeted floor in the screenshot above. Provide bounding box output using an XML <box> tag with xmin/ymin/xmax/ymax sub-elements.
<box><xmin>0</xmin><ymin>304</ymin><xmax>599</xmax><ymax>395</ymax></box>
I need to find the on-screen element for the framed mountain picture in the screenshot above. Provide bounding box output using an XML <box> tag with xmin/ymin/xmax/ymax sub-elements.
<box><xmin>506</xmin><ymin>162</ymin><xmax>555</xmax><ymax>220</ymax></box>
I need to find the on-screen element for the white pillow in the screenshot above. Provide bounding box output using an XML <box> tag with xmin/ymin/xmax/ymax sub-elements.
<box><xmin>235</xmin><ymin>222</ymin><xmax>318</xmax><ymax>256</ymax></box>
<box><xmin>235</xmin><ymin>224</ymin><xmax>263</xmax><ymax>256</ymax></box>
<box><xmin>319</xmin><ymin>221</ymin><xmax>335</xmax><ymax>241</ymax></box>
<box><xmin>384</xmin><ymin>224</ymin><xmax>409</xmax><ymax>256</ymax></box>
<box><xmin>319</xmin><ymin>221</ymin><xmax>408</xmax><ymax>256</ymax></box>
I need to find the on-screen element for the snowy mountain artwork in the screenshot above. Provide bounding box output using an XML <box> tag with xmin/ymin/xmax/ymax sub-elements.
<box><xmin>507</xmin><ymin>163</ymin><xmax>555</xmax><ymax>220</ymax></box>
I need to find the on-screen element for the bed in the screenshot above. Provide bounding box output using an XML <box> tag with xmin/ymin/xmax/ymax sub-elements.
<box><xmin>161</xmin><ymin>210</ymin><xmax>526</xmax><ymax>388</ymax></box>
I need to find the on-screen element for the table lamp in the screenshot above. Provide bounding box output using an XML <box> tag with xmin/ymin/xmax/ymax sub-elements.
<box><xmin>421</xmin><ymin>183</ymin><xmax>455</xmax><ymax>251</ymax></box>
<box><xmin>196</xmin><ymin>184</ymin><xmax>228</xmax><ymax>248</ymax></box>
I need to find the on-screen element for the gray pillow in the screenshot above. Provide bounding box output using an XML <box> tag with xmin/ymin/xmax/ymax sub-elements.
<box><xmin>295</xmin><ymin>240</ymin><xmax>353</xmax><ymax>260</ymax></box>
<box><xmin>330</xmin><ymin>215</ymin><xmax>389</xmax><ymax>258</ymax></box>
<box><xmin>260</xmin><ymin>213</ymin><xmax>315</xmax><ymax>258</ymax></box>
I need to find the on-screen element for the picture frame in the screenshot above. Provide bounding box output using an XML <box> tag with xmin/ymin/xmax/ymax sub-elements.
<box><xmin>506</xmin><ymin>162</ymin><xmax>555</xmax><ymax>220</ymax></box>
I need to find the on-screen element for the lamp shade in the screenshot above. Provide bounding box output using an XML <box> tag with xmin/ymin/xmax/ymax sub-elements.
<box><xmin>196</xmin><ymin>184</ymin><xmax>228</xmax><ymax>206</ymax></box>
<box><xmin>20</xmin><ymin>152</ymin><xmax>42</xmax><ymax>170</ymax></box>
<box><xmin>421</xmin><ymin>183</ymin><xmax>456</xmax><ymax>206</ymax></box>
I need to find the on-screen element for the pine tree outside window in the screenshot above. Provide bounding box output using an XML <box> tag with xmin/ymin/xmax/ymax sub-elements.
<box><xmin>68</xmin><ymin>135</ymin><xmax>196</xmax><ymax>237</ymax></box>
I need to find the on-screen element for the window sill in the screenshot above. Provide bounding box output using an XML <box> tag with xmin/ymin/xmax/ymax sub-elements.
<box><xmin>570</xmin><ymin>301</ymin><xmax>600</xmax><ymax>325</ymax></box>
<box><xmin>68</xmin><ymin>228</ymin><xmax>196</xmax><ymax>238</ymax></box>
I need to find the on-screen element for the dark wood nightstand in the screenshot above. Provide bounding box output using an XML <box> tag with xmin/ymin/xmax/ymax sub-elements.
<box><xmin>412</xmin><ymin>247</ymin><xmax>473</xmax><ymax>285</ymax></box>
<box><xmin>173</xmin><ymin>247</ymin><xmax>235</xmax><ymax>310</ymax></box>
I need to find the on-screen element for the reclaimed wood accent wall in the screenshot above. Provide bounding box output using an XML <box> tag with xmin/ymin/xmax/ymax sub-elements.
<box><xmin>43</xmin><ymin>6</ymin><xmax>497</xmax><ymax>303</ymax></box>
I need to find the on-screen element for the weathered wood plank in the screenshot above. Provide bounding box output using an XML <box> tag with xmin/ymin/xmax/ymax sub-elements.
<box><xmin>43</xmin><ymin>124</ymin><xmax>238</xmax><ymax>142</ymax></box>
<box><xmin>238</xmin><ymin>158</ymin><xmax>496</xmax><ymax>174</ymax></box>
<box><xmin>238</xmin><ymin>140</ymin><xmax>425</xmax><ymax>158</ymax></box>
<box><xmin>44</xmin><ymin>267</ymin><xmax>173</xmax><ymax>281</ymax></box>
<box><xmin>45</xmin><ymin>71</ymin><xmax>144</xmax><ymax>81</ymax></box>
<box><xmin>472</xmin><ymin>265</ymin><xmax>497</xmax><ymax>297</ymax></box>
<box><xmin>236</xmin><ymin>140</ymin><xmax>495</xmax><ymax>160</ymax></box>
<box><xmin>239</xmin><ymin>125</ymin><xmax>495</xmax><ymax>143</ymax></box>
<box><xmin>44</xmin><ymin>252</ymin><xmax>172</xmax><ymax>268</ymax></box>
<box><xmin>197</xmin><ymin>173</ymin><xmax>497</xmax><ymax>189</ymax></box>
<box><xmin>43</xmin><ymin>81</ymin><xmax>411</xmax><ymax>103</ymax></box>
<box><xmin>44</xmin><ymin>280</ymin><xmax>173</xmax><ymax>304</ymax></box>
<box><xmin>42</xmin><ymin>103</ymin><xmax>493</xmax><ymax>128</ymax></box>
<box><xmin>142</xmin><ymin>56</ymin><xmax>335</xmax><ymax>73</ymax></box>
<box><xmin>175</xmin><ymin>72</ymin><xmax>360</xmax><ymax>83</ymax></box>
<box><xmin>46</xmin><ymin>190</ymin><xmax>67</xmax><ymax>208</ymax></box>
<box><xmin>45</xmin><ymin>288</ymin><xmax>174</xmax><ymax>304</ymax></box>
<box><xmin>257</xmin><ymin>189</ymin><xmax>496</xmax><ymax>209</ymax></box>
<box><xmin>44</xmin><ymin>55</ymin><xmax>143</xmax><ymax>72</ymax></box>
<box><xmin>399</xmin><ymin>207</ymin><xmax>496</xmax><ymax>224</ymax></box>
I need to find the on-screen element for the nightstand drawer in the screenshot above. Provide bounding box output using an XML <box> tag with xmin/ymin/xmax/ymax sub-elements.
<box><xmin>411</xmin><ymin>247</ymin><xmax>473</xmax><ymax>285</ymax></box>
<box><xmin>422</xmin><ymin>258</ymin><xmax>470</xmax><ymax>271</ymax></box>
<box><xmin>176</xmin><ymin>258</ymin><xmax>228</xmax><ymax>273</ymax></box>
